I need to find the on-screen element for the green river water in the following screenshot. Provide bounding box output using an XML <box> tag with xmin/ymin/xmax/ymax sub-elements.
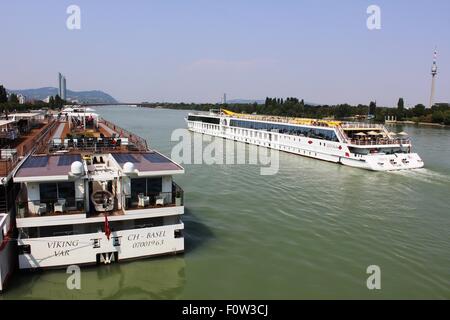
<box><xmin>2</xmin><ymin>106</ymin><xmax>449</xmax><ymax>299</ymax></box>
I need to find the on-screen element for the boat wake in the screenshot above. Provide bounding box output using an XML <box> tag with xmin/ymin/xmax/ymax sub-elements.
<box><xmin>390</xmin><ymin>168</ymin><xmax>450</xmax><ymax>185</ymax></box>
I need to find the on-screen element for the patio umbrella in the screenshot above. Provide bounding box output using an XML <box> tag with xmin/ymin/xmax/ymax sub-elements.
<box><xmin>398</xmin><ymin>131</ymin><xmax>409</xmax><ymax>136</ymax></box>
<box><xmin>367</xmin><ymin>131</ymin><xmax>379</xmax><ymax>135</ymax></box>
<box><xmin>355</xmin><ymin>132</ymin><xmax>366</xmax><ymax>136</ymax></box>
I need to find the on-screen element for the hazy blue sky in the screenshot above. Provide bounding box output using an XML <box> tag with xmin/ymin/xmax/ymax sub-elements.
<box><xmin>1</xmin><ymin>0</ymin><xmax>449</xmax><ymax>106</ymax></box>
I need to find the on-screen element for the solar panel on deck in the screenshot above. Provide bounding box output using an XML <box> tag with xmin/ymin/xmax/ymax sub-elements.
<box><xmin>113</xmin><ymin>154</ymin><xmax>139</xmax><ymax>163</ymax></box>
<box><xmin>22</xmin><ymin>156</ymin><xmax>49</xmax><ymax>168</ymax></box>
<box><xmin>143</xmin><ymin>153</ymin><xmax>170</xmax><ymax>163</ymax></box>
<box><xmin>58</xmin><ymin>155</ymin><xmax>81</xmax><ymax>166</ymax></box>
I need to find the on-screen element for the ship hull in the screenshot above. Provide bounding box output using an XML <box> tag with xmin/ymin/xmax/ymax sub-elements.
<box><xmin>187</xmin><ymin>120</ymin><xmax>424</xmax><ymax>172</ymax></box>
<box><xmin>18</xmin><ymin>224</ymin><xmax>184</xmax><ymax>270</ymax></box>
<box><xmin>0</xmin><ymin>214</ymin><xmax>16</xmax><ymax>292</ymax></box>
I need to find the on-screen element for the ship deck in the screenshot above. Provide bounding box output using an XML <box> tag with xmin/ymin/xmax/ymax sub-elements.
<box><xmin>18</xmin><ymin>208</ymin><xmax>126</xmax><ymax>219</ymax></box>
<box><xmin>51</xmin><ymin>121</ymin><xmax>119</xmax><ymax>140</ymax></box>
<box><xmin>0</xmin><ymin>120</ymin><xmax>56</xmax><ymax>177</ymax></box>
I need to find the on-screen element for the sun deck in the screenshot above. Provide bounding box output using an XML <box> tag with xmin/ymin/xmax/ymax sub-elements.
<box><xmin>15</xmin><ymin>154</ymin><xmax>82</xmax><ymax>180</ymax></box>
<box><xmin>0</xmin><ymin>116</ymin><xmax>57</xmax><ymax>177</ymax></box>
<box><xmin>44</xmin><ymin>116</ymin><xmax>148</xmax><ymax>154</ymax></box>
<box><xmin>10</xmin><ymin>110</ymin><xmax>184</xmax><ymax>224</ymax></box>
<box><xmin>112</xmin><ymin>152</ymin><xmax>184</xmax><ymax>173</ymax></box>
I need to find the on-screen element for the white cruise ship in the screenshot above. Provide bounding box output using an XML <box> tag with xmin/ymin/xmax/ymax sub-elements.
<box><xmin>1</xmin><ymin>108</ymin><xmax>185</xmax><ymax>291</ymax></box>
<box><xmin>186</xmin><ymin>109</ymin><xmax>424</xmax><ymax>171</ymax></box>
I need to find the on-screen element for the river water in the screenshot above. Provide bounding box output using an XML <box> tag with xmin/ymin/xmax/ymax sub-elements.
<box><xmin>2</xmin><ymin>106</ymin><xmax>449</xmax><ymax>299</ymax></box>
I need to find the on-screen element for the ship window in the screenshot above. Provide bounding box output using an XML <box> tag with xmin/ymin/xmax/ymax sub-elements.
<box><xmin>113</xmin><ymin>237</ymin><xmax>121</xmax><ymax>247</ymax></box>
<box><xmin>18</xmin><ymin>244</ymin><xmax>31</xmax><ymax>254</ymax></box>
<box><xmin>39</xmin><ymin>183</ymin><xmax>57</xmax><ymax>201</ymax></box>
<box><xmin>229</xmin><ymin>119</ymin><xmax>338</xmax><ymax>142</ymax></box>
<box><xmin>174</xmin><ymin>230</ymin><xmax>183</xmax><ymax>238</ymax></box>
<box><xmin>39</xmin><ymin>182</ymin><xmax>76</xmax><ymax>207</ymax></box>
<box><xmin>187</xmin><ymin>115</ymin><xmax>220</xmax><ymax>124</ymax></box>
<box><xmin>130</xmin><ymin>177</ymin><xmax>162</xmax><ymax>202</ymax></box>
<box><xmin>58</xmin><ymin>182</ymin><xmax>76</xmax><ymax>207</ymax></box>
<box><xmin>92</xmin><ymin>239</ymin><xmax>101</xmax><ymax>248</ymax></box>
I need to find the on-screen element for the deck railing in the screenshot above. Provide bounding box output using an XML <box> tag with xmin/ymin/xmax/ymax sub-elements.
<box><xmin>124</xmin><ymin>183</ymin><xmax>184</xmax><ymax>210</ymax></box>
<box><xmin>99</xmin><ymin>118</ymin><xmax>148</xmax><ymax>151</ymax></box>
<box><xmin>16</xmin><ymin>197</ymin><xmax>86</xmax><ymax>218</ymax></box>
<box><xmin>0</xmin><ymin>152</ymin><xmax>19</xmax><ymax>177</ymax></box>
<box><xmin>341</xmin><ymin>123</ymin><xmax>385</xmax><ymax>129</ymax></box>
<box><xmin>48</xmin><ymin>137</ymin><xmax>130</xmax><ymax>153</ymax></box>
<box><xmin>349</xmin><ymin>138</ymin><xmax>411</xmax><ymax>146</ymax></box>
<box><xmin>0</xmin><ymin>118</ymin><xmax>58</xmax><ymax>176</ymax></box>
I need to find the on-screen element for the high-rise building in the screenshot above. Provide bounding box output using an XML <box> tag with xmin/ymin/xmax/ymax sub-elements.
<box><xmin>58</xmin><ymin>73</ymin><xmax>62</xmax><ymax>97</ymax></box>
<box><xmin>58</xmin><ymin>72</ymin><xmax>67</xmax><ymax>100</ymax></box>
<box><xmin>62</xmin><ymin>77</ymin><xmax>66</xmax><ymax>100</ymax></box>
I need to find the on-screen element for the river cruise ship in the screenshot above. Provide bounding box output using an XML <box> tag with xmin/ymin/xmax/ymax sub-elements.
<box><xmin>1</xmin><ymin>108</ymin><xmax>184</xmax><ymax>291</ymax></box>
<box><xmin>186</xmin><ymin>109</ymin><xmax>424</xmax><ymax>171</ymax></box>
<box><xmin>1</xmin><ymin>111</ymin><xmax>50</xmax><ymax>291</ymax></box>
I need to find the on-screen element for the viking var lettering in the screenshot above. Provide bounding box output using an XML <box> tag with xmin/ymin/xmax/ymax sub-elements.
<box><xmin>47</xmin><ymin>240</ymin><xmax>79</xmax><ymax>249</ymax></box>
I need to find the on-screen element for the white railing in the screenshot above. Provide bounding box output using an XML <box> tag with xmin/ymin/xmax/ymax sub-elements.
<box><xmin>349</xmin><ymin>139</ymin><xmax>411</xmax><ymax>146</ymax></box>
<box><xmin>341</xmin><ymin>123</ymin><xmax>385</xmax><ymax>129</ymax></box>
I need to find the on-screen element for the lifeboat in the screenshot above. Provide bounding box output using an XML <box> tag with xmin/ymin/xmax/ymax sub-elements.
<box><xmin>91</xmin><ymin>190</ymin><xmax>114</xmax><ymax>212</ymax></box>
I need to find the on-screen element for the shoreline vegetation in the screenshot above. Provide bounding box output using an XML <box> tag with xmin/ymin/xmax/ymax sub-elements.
<box><xmin>1</xmin><ymin>84</ymin><xmax>449</xmax><ymax>127</ymax></box>
<box><xmin>140</xmin><ymin>97</ymin><xmax>450</xmax><ymax>127</ymax></box>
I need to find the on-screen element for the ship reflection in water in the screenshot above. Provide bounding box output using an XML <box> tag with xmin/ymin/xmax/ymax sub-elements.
<box><xmin>1</xmin><ymin>257</ymin><xmax>186</xmax><ymax>299</ymax></box>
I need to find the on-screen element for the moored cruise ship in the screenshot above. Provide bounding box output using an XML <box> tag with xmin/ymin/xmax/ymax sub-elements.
<box><xmin>1</xmin><ymin>108</ymin><xmax>185</xmax><ymax>291</ymax></box>
<box><xmin>186</xmin><ymin>109</ymin><xmax>424</xmax><ymax>171</ymax></box>
<box><xmin>1</xmin><ymin>111</ymin><xmax>52</xmax><ymax>291</ymax></box>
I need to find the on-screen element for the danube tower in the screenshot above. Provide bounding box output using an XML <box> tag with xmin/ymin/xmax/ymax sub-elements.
<box><xmin>429</xmin><ymin>48</ymin><xmax>438</xmax><ymax>108</ymax></box>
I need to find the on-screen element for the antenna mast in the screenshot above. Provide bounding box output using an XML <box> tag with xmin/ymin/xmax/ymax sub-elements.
<box><xmin>429</xmin><ymin>47</ymin><xmax>438</xmax><ymax>108</ymax></box>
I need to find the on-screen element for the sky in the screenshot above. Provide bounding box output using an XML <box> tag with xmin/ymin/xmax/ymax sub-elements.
<box><xmin>0</xmin><ymin>0</ymin><xmax>449</xmax><ymax>106</ymax></box>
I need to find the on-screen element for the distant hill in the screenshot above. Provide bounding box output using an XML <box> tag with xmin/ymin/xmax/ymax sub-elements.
<box><xmin>8</xmin><ymin>87</ymin><xmax>117</xmax><ymax>104</ymax></box>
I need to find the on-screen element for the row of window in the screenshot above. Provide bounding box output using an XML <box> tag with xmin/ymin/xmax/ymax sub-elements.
<box><xmin>187</xmin><ymin>115</ymin><xmax>220</xmax><ymax>124</ymax></box>
<box><xmin>229</xmin><ymin>119</ymin><xmax>339</xmax><ymax>142</ymax></box>
<box><xmin>191</xmin><ymin>122</ymin><xmax>339</xmax><ymax>153</ymax></box>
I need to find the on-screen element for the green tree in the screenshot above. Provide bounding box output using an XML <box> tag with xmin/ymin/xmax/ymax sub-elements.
<box><xmin>431</xmin><ymin>111</ymin><xmax>444</xmax><ymax>123</ymax></box>
<box><xmin>412</xmin><ymin>104</ymin><xmax>426</xmax><ymax>117</ymax></box>
<box><xmin>444</xmin><ymin>111</ymin><xmax>450</xmax><ymax>125</ymax></box>
<box><xmin>396</xmin><ymin>98</ymin><xmax>405</xmax><ymax>120</ymax></box>
<box><xmin>54</xmin><ymin>94</ymin><xmax>65</xmax><ymax>108</ymax></box>
<box><xmin>397</xmin><ymin>98</ymin><xmax>404</xmax><ymax>109</ymax></box>
<box><xmin>0</xmin><ymin>85</ymin><xmax>8</xmax><ymax>103</ymax></box>
<box><xmin>49</xmin><ymin>96</ymin><xmax>55</xmax><ymax>107</ymax></box>
<box><xmin>9</xmin><ymin>93</ymin><xmax>19</xmax><ymax>103</ymax></box>
<box><xmin>369</xmin><ymin>101</ymin><xmax>377</xmax><ymax>115</ymax></box>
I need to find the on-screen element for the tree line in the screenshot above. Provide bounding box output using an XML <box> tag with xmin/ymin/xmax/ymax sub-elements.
<box><xmin>0</xmin><ymin>84</ymin><xmax>67</xmax><ymax>112</ymax></box>
<box><xmin>142</xmin><ymin>97</ymin><xmax>450</xmax><ymax>125</ymax></box>
<box><xmin>2</xmin><ymin>83</ymin><xmax>449</xmax><ymax>125</ymax></box>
